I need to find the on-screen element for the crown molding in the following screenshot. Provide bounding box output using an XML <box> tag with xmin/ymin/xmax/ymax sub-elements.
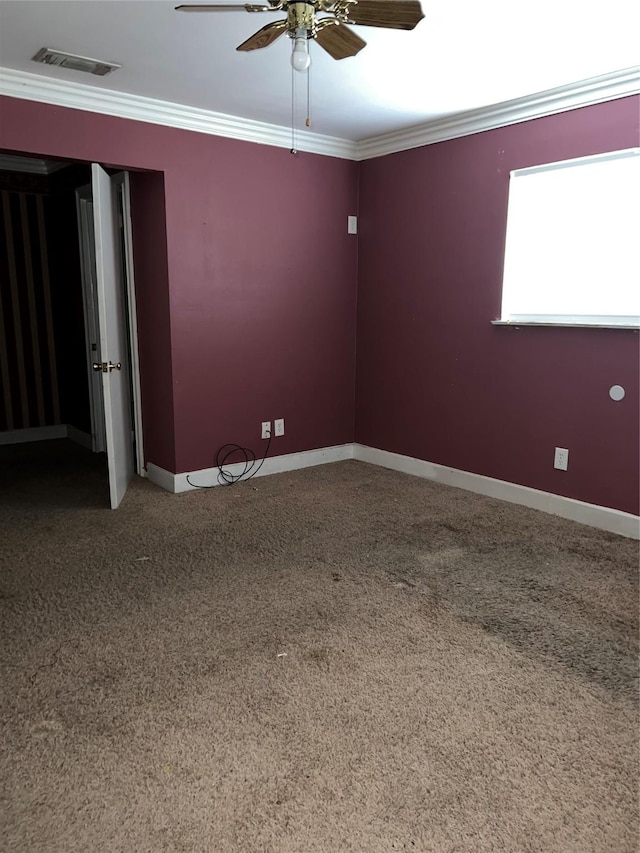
<box><xmin>1</xmin><ymin>66</ymin><xmax>638</xmax><ymax>163</ymax></box>
<box><xmin>0</xmin><ymin>67</ymin><xmax>358</xmax><ymax>160</ymax></box>
<box><xmin>355</xmin><ymin>67</ymin><xmax>640</xmax><ymax>160</ymax></box>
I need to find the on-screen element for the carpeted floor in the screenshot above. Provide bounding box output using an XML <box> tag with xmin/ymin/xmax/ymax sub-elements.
<box><xmin>0</xmin><ymin>440</ymin><xmax>638</xmax><ymax>852</ymax></box>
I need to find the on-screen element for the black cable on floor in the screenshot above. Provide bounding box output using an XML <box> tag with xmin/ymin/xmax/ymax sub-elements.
<box><xmin>186</xmin><ymin>431</ymin><xmax>272</xmax><ymax>489</ymax></box>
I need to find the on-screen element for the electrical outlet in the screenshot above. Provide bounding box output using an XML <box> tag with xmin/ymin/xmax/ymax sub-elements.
<box><xmin>261</xmin><ymin>421</ymin><xmax>271</xmax><ymax>439</ymax></box>
<box><xmin>554</xmin><ymin>447</ymin><xmax>569</xmax><ymax>471</ymax></box>
<box><xmin>274</xmin><ymin>418</ymin><xmax>285</xmax><ymax>437</ymax></box>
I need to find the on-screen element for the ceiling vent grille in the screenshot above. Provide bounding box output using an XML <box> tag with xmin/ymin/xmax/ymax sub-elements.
<box><xmin>32</xmin><ymin>47</ymin><xmax>120</xmax><ymax>76</ymax></box>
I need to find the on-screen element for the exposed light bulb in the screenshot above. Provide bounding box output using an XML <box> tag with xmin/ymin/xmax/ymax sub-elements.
<box><xmin>290</xmin><ymin>28</ymin><xmax>310</xmax><ymax>72</ymax></box>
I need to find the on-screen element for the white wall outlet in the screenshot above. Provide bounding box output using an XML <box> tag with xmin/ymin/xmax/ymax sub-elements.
<box><xmin>347</xmin><ymin>215</ymin><xmax>358</xmax><ymax>235</ymax></box>
<box><xmin>554</xmin><ymin>447</ymin><xmax>569</xmax><ymax>471</ymax></box>
<box><xmin>274</xmin><ymin>418</ymin><xmax>285</xmax><ymax>437</ymax></box>
<box><xmin>261</xmin><ymin>421</ymin><xmax>271</xmax><ymax>439</ymax></box>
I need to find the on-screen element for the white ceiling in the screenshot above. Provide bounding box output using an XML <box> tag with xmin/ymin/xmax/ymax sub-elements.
<box><xmin>0</xmin><ymin>0</ymin><xmax>639</xmax><ymax>141</ymax></box>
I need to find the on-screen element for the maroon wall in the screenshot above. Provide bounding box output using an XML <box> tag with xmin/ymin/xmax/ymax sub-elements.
<box><xmin>0</xmin><ymin>96</ymin><xmax>359</xmax><ymax>474</ymax></box>
<box><xmin>356</xmin><ymin>96</ymin><xmax>640</xmax><ymax>515</ymax></box>
<box><xmin>2</xmin><ymin>93</ymin><xmax>637</xmax><ymax>514</ymax></box>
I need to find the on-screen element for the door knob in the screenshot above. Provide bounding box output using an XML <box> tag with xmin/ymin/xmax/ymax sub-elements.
<box><xmin>92</xmin><ymin>361</ymin><xmax>122</xmax><ymax>373</ymax></box>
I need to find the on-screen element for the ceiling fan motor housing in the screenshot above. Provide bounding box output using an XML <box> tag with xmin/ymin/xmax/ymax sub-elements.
<box><xmin>287</xmin><ymin>2</ymin><xmax>316</xmax><ymax>35</ymax></box>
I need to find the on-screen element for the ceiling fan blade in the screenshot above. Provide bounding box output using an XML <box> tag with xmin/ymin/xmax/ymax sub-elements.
<box><xmin>315</xmin><ymin>21</ymin><xmax>366</xmax><ymax>59</ymax></box>
<box><xmin>344</xmin><ymin>0</ymin><xmax>424</xmax><ymax>30</ymax></box>
<box><xmin>176</xmin><ymin>4</ymin><xmax>275</xmax><ymax>11</ymax></box>
<box><xmin>236</xmin><ymin>20</ymin><xmax>288</xmax><ymax>51</ymax></box>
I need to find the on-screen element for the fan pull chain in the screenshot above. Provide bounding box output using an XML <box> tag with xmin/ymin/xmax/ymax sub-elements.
<box><xmin>306</xmin><ymin>61</ymin><xmax>311</xmax><ymax>128</ymax></box>
<box><xmin>291</xmin><ymin>60</ymin><xmax>297</xmax><ymax>153</ymax></box>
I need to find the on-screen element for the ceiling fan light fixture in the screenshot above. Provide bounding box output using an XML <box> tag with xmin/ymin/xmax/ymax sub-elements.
<box><xmin>177</xmin><ymin>1</ymin><xmax>424</xmax><ymax>67</ymax></box>
<box><xmin>290</xmin><ymin>28</ymin><xmax>311</xmax><ymax>71</ymax></box>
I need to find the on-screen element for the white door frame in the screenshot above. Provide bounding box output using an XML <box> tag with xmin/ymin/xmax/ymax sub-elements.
<box><xmin>75</xmin><ymin>170</ymin><xmax>145</xmax><ymax>476</ymax></box>
<box><xmin>114</xmin><ymin>172</ymin><xmax>145</xmax><ymax>476</ymax></box>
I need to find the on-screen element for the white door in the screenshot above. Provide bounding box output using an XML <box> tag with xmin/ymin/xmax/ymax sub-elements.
<box><xmin>91</xmin><ymin>163</ymin><xmax>134</xmax><ymax>508</ymax></box>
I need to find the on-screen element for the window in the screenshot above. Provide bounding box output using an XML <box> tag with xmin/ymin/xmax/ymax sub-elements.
<box><xmin>499</xmin><ymin>148</ymin><xmax>640</xmax><ymax>327</ymax></box>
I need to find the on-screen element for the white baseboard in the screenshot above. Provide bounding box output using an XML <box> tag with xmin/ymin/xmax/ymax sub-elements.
<box><xmin>67</xmin><ymin>425</ymin><xmax>93</xmax><ymax>450</ymax></box>
<box><xmin>354</xmin><ymin>444</ymin><xmax>640</xmax><ymax>540</ymax></box>
<box><xmin>147</xmin><ymin>443</ymin><xmax>355</xmax><ymax>494</ymax></box>
<box><xmin>145</xmin><ymin>440</ymin><xmax>639</xmax><ymax>539</ymax></box>
<box><xmin>0</xmin><ymin>425</ymin><xmax>67</xmax><ymax>445</ymax></box>
<box><xmin>146</xmin><ymin>462</ymin><xmax>177</xmax><ymax>493</ymax></box>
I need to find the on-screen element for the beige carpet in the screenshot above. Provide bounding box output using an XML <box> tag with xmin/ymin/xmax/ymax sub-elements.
<box><xmin>0</xmin><ymin>440</ymin><xmax>638</xmax><ymax>852</ymax></box>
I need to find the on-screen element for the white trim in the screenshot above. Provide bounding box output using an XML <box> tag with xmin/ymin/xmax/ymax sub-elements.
<box><xmin>492</xmin><ymin>320</ymin><xmax>640</xmax><ymax>330</ymax></box>
<box><xmin>147</xmin><ymin>441</ymin><xmax>638</xmax><ymax>539</ymax></box>
<box><xmin>0</xmin><ymin>67</ymin><xmax>357</xmax><ymax>161</ymax></box>
<box><xmin>146</xmin><ymin>443</ymin><xmax>354</xmax><ymax>494</ymax></box>
<box><xmin>504</xmin><ymin>316</ymin><xmax>640</xmax><ymax>327</ymax></box>
<box><xmin>353</xmin><ymin>444</ymin><xmax>640</xmax><ymax>540</ymax></box>
<box><xmin>0</xmin><ymin>425</ymin><xmax>67</xmax><ymax>445</ymax></box>
<box><xmin>1</xmin><ymin>66</ymin><xmax>638</xmax><ymax>161</ymax></box>
<box><xmin>115</xmin><ymin>171</ymin><xmax>145</xmax><ymax>476</ymax></box>
<box><xmin>67</xmin><ymin>424</ymin><xmax>93</xmax><ymax>450</ymax></box>
<box><xmin>146</xmin><ymin>462</ymin><xmax>176</xmax><ymax>493</ymax></box>
<box><xmin>355</xmin><ymin>67</ymin><xmax>640</xmax><ymax>160</ymax></box>
<box><xmin>511</xmin><ymin>146</ymin><xmax>640</xmax><ymax>177</ymax></box>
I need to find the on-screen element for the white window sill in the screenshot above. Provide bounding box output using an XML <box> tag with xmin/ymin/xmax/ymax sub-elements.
<box><xmin>492</xmin><ymin>320</ymin><xmax>639</xmax><ymax>331</ymax></box>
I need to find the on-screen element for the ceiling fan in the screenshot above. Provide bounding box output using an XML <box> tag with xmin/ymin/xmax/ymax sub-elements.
<box><xmin>175</xmin><ymin>1</ymin><xmax>424</xmax><ymax>70</ymax></box>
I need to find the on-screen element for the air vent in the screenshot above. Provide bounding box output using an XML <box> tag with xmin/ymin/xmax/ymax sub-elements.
<box><xmin>32</xmin><ymin>47</ymin><xmax>120</xmax><ymax>77</ymax></box>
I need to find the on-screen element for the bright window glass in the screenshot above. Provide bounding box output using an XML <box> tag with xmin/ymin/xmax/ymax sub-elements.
<box><xmin>500</xmin><ymin>148</ymin><xmax>640</xmax><ymax>326</ymax></box>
